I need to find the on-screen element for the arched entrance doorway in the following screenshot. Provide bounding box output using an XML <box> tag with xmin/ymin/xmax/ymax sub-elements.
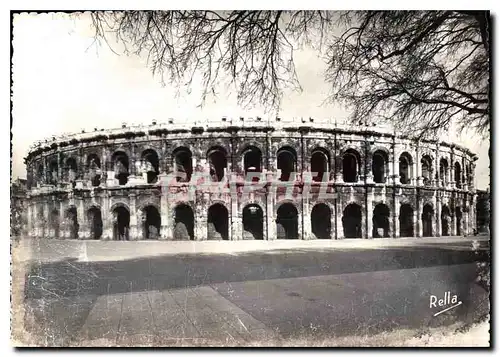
<box><xmin>399</xmin><ymin>204</ymin><xmax>414</xmax><ymax>237</ymax></box>
<box><xmin>242</xmin><ymin>204</ymin><xmax>264</xmax><ymax>240</ymax></box>
<box><xmin>441</xmin><ymin>205</ymin><xmax>451</xmax><ymax>236</ymax></box>
<box><xmin>173</xmin><ymin>204</ymin><xmax>194</xmax><ymax>240</ymax></box>
<box><xmin>66</xmin><ymin>207</ymin><xmax>78</xmax><ymax>239</ymax></box>
<box><xmin>113</xmin><ymin>206</ymin><xmax>130</xmax><ymax>241</ymax></box>
<box><xmin>87</xmin><ymin>207</ymin><xmax>103</xmax><ymax>240</ymax></box>
<box><xmin>373</xmin><ymin>203</ymin><xmax>390</xmax><ymax>238</ymax></box>
<box><xmin>207</xmin><ymin>204</ymin><xmax>229</xmax><ymax>240</ymax></box>
<box><xmin>343</xmin><ymin>203</ymin><xmax>362</xmax><ymax>238</ymax></box>
<box><xmin>422</xmin><ymin>204</ymin><xmax>434</xmax><ymax>237</ymax></box>
<box><xmin>276</xmin><ymin>203</ymin><xmax>298</xmax><ymax>239</ymax></box>
<box><xmin>311</xmin><ymin>203</ymin><xmax>331</xmax><ymax>239</ymax></box>
<box><xmin>142</xmin><ymin>205</ymin><xmax>161</xmax><ymax>239</ymax></box>
<box><xmin>50</xmin><ymin>208</ymin><xmax>60</xmax><ymax>238</ymax></box>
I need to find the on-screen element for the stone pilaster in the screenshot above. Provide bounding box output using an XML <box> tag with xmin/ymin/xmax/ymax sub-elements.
<box><xmin>129</xmin><ymin>193</ymin><xmax>139</xmax><ymax>240</ymax></box>
<box><xmin>266</xmin><ymin>193</ymin><xmax>275</xmax><ymax>240</ymax></box>
<box><xmin>102</xmin><ymin>194</ymin><xmax>113</xmax><ymax>240</ymax></box>
<box><xmin>159</xmin><ymin>174</ymin><xmax>169</xmax><ymax>240</ymax></box>
<box><xmin>335</xmin><ymin>198</ymin><xmax>344</xmax><ymax>239</ymax></box>
<box><xmin>393</xmin><ymin>195</ymin><xmax>400</xmax><ymax>238</ymax></box>
<box><xmin>366</xmin><ymin>188</ymin><xmax>373</xmax><ymax>239</ymax></box>
<box><xmin>77</xmin><ymin>198</ymin><xmax>88</xmax><ymax>239</ymax></box>
<box><xmin>417</xmin><ymin>199</ymin><xmax>423</xmax><ymax>237</ymax></box>
<box><xmin>436</xmin><ymin>196</ymin><xmax>442</xmax><ymax>236</ymax></box>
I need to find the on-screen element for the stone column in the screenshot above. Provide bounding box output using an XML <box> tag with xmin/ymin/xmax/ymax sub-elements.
<box><xmin>196</xmin><ymin>193</ymin><xmax>208</xmax><ymax>241</ymax></box>
<box><xmin>431</xmin><ymin>195</ymin><xmax>437</xmax><ymax>237</ymax></box>
<box><xmin>231</xmin><ymin>195</ymin><xmax>241</xmax><ymax>241</ymax></box>
<box><xmin>102</xmin><ymin>194</ymin><xmax>112</xmax><ymax>240</ymax></box>
<box><xmin>335</xmin><ymin>199</ymin><xmax>344</xmax><ymax>239</ymax></box>
<box><xmin>393</xmin><ymin>154</ymin><xmax>400</xmax><ymax>185</ymax></box>
<box><xmin>26</xmin><ymin>203</ymin><xmax>33</xmax><ymax>237</ymax></box>
<box><xmin>58</xmin><ymin>200</ymin><xmax>66</xmax><ymax>239</ymax></box>
<box><xmin>417</xmin><ymin>199</ymin><xmax>423</xmax><ymax>237</ymax></box>
<box><xmin>302</xmin><ymin>196</ymin><xmax>311</xmax><ymax>240</ymax></box>
<box><xmin>393</xmin><ymin>195</ymin><xmax>400</xmax><ymax>238</ymax></box>
<box><xmin>159</xmin><ymin>174</ymin><xmax>169</xmax><ymax>240</ymax></box>
<box><xmin>129</xmin><ymin>193</ymin><xmax>139</xmax><ymax>240</ymax></box>
<box><xmin>366</xmin><ymin>188</ymin><xmax>373</xmax><ymax>239</ymax></box>
<box><xmin>43</xmin><ymin>202</ymin><xmax>50</xmax><ymax>238</ymax></box>
<box><xmin>436</xmin><ymin>197</ymin><xmax>442</xmax><ymax>236</ymax></box>
<box><xmin>365</xmin><ymin>151</ymin><xmax>373</xmax><ymax>184</ymax></box>
<box><xmin>77</xmin><ymin>198</ymin><xmax>88</xmax><ymax>239</ymax></box>
<box><xmin>335</xmin><ymin>155</ymin><xmax>343</xmax><ymax>183</ymax></box>
<box><xmin>266</xmin><ymin>193</ymin><xmax>275</xmax><ymax>240</ymax></box>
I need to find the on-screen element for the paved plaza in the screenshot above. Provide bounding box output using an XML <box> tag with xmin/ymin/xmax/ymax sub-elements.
<box><xmin>17</xmin><ymin>236</ymin><xmax>490</xmax><ymax>346</ymax></box>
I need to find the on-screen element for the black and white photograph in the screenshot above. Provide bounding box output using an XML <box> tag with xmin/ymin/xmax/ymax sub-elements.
<box><xmin>10</xmin><ymin>8</ymin><xmax>491</xmax><ymax>347</ymax></box>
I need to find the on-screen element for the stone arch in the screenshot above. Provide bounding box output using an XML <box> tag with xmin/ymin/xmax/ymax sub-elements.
<box><xmin>207</xmin><ymin>146</ymin><xmax>228</xmax><ymax>182</ymax></box>
<box><xmin>112</xmin><ymin>204</ymin><xmax>130</xmax><ymax>241</ymax></box>
<box><xmin>49</xmin><ymin>207</ymin><xmax>60</xmax><ymax>238</ymax></box>
<box><xmin>277</xmin><ymin>146</ymin><xmax>297</xmax><ymax>181</ymax></box>
<box><xmin>48</xmin><ymin>158</ymin><xmax>58</xmax><ymax>185</ymax></box>
<box><xmin>173</xmin><ymin>203</ymin><xmax>195</xmax><ymax>240</ymax></box>
<box><xmin>372</xmin><ymin>150</ymin><xmax>389</xmax><ymax>183</ymax></box>
<box><xmin>172</xmin><ymin>146</ymin><xmax>193</xmax><ymax>182</ymax></box>
<box><xmin>399</xmin><ymin>152</ymin><xmax>413</xmax><ymax>184</ymax></box>
<box><xmin>343</xmin><ymin>203</ymin><xmax>362</xmax><ymax>238</ymax></box>
<box><xmin>399</xmin><ymin>204</ymin><xmax>414</xmax><ymax>237</ymax></box>
<box><xmin>373</xmin><ymin>203</ymin><xmax>390</xmax><ymax>237</ymax></box>
<box><xmin>65</xmin><ymin>206</ymin><xmax>78</xmax><ymax>239</ymax></box>
<box><xmin>276</xmin><ymin>202</ymin><xmax>299</xmax><ymax>239</ymax></box>
<box><xmin>141</xmin><ymin>205</ymin><xmax>161</xmax><ymax>239</ymax></box>
<box><xmin>65</xmin><ymin>157</ymin><xmax>78</xmax><ymax>185</ymax></box>
<box><xmin>112</xmin><ymin>151</ymin><xmax>130</xmax><ymax>185</ymax></box>
<box><xmin>141</xmin><ymin>149</ymin><xmax>160</xmax><ymax>184</ymax></box>
<box><xmin>311</xmin><ymin>147</ymin><xmax>330</xmax><ymax>182</ymax></box>
<box><xmin>422</xmin><ymin>203</ymin><xmax>434</xmax><ymax>237</ymax></box>
<box><xmin>439</xmin><ymin>157</ymin><xmax>449</xmax><ymax>186</ymax></box>
<box><xmin>311</xmin><ymin>203</ymin><xmax>332</xmax><ymax>239</ymax></box>
<box><xmin>207</xmin><ymin>203</ymin><xmax>229</xmax><ymax>240</ymax></box>
<box><xmin>86</xmin><ymin>153</ymin><xmax>102</xmax><ymax>187</ymax></box>
<box><xmin>87</xmin><ymin>206</ymin><xmax>103</xmax><ymax>240</ymax></box>
<box><xmin>342</xmin><ymin>148</ymin><xmax>361</xmax><ymax>183</ymax></box>
<box><xmin>242</xmin><ymin>203</ymin><xmax>264</xmax><ymax>240</ymax></box>
<box><xmin>441</xmin><ymin>204</ymin><xmax>451</xmax><ymax>236</ymax></box>
<box><xmin>421</xmin><ymin>154</ymin><xmax>433</xmax><ymax>186</ymax></box>
<box><xmin>242</xmin><ymin>145</ymin><xmax>263</xmax><ymax>179</ymax></box>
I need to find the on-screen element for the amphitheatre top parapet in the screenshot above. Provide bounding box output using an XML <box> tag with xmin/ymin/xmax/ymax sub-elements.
<box><xmin>25</xmin><ymin>116</ymin><xmax>476</xmax><ymax>160</ymax></box>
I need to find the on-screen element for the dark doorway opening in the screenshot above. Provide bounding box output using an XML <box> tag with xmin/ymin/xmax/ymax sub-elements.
<box><xmin>311</xmin><ymin>203</ymin><xmax>331</xmax><ymax>239</ymax></box>
<box><xmin>88</xmin><ymin>207</ymin><xmax>103</xmax><ymax>240</ymax></box>
<box><xmin>173</xmin><ymin>204</ymin><xmax>194</xmax><ymax>240</ymax></box>
<box><xmin>276</xmin><ymin>203</ymin><xmax>298</xmax><ymax>239</ymax></box>
<box><xmin>207</xmin><ymin>204</ymin><xmax>229</xmax><ymax>240</ymax></box>
<box><xmin>66</xmin><ymin>207</ymin><xmax>78</xmax><ymax>239</ymax></box>
<box><xmin>244</xmin><ymin>147</ymin><xmax>262</xmax><ymax>181</ymax></box>
<box><xmin>399</xmin><ymin>204</ymin><xmax>414</xmax><ymax>237</ymax></box>
<box><xmin>343</xmin><ymin>150</ymin><xmax>359</xmax><ymax>183</ymax></box>
<box><xmin>343</xmin><ymin>203</ymin><xmax>362</xmax><ymax>238</ymax></box>
<box><xmin>208</xmin><ymin>148</ymin><xmax>228</xmax><ymax>182</ymax></box>
<box><xmin>441</xmin><ymin>205</ymin><xmax>451</xmax><ymax>236</ymax></box>
<box><xmin>311</xmin><ymin>150</ymin><xmax>329</xmax><ymax>182</ymax></box>
<box><xmin>50</xmin><ymin>209</ymin><xmax>60</xmax><ymax>238</ymax></box>
<box><xmin>113</xmin><ymin>206</ymin><xmax>130</xmax><ymax>241</ymax></box>
<box><xmin>242</xmin><ymin>204</ymin><xmax>264</xmax><ymax>240</ymax></box>
<box><xmin>142</xmin><ymin>149</ymin><xmax>160</xmax><ymax>184</ymax></box>
<box><xmin>455</xmin><ymin>207</ymin><xmax>462</xmax><ymax>236</ymax></box>
<box><xmin>373</xmin><ymin>203</ymin><xmax>390</xmax><ymax>238</ymax></box>
<box><xmin>277</xmin><ymin>147</ymin><xmax>297</xmax><ymax>182</ymax></box>
<box><xmin>422</xmin><ymin>204</ymin><xmax>434</xmax><ymax>237</ymax></box>
<box><xmin>173</xmin><ymin>148</ymin><xmax>193</xmax><ymax>182</ymax></box>
<box><xmin>143</xmin><ymin>205</ymin><xmax>161</xmax><ymax>239</ymax></box>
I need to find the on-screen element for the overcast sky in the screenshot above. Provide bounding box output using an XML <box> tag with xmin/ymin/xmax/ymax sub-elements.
<box><xmin>11</xmin><ymin>12</ymin><xmax>490</xmax><ymax>190</ymax></box>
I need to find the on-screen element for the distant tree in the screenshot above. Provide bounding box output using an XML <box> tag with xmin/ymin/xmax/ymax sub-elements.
<box><xmin>89</xmin><ymin>10</ymin><xmax>490</xmax><ymax>138</ymax></box>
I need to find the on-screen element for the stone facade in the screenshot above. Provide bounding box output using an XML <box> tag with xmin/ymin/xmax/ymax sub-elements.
<box><xmin>23</xmin><ymin>118</ymin><xmax>479</xmax><ymax>241</ymax></box>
